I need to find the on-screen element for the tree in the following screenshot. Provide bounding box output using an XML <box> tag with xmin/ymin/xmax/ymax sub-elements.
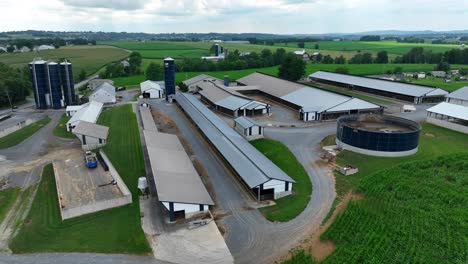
<box><xmin>6</xmin><ymin>46</ymin><xmax>14</xmax><ymax>53</ymax></box>
<box><xmin>435</xmin><ymin>60</ymin><xmax>450</xmax><ymax>72</ymax></box>
<box><xmin>146</xmin><ymin>62</ymin><xmax>163</xmax><ymax>81</ymax></box>
<box><xmin>128</xmin><ymin>52</ymin><xmax>142</xmax><ymax>75</ymax></box>
<box><xmin>278</xmin><ymin>53</ymin><xmax>306</xmax><ymax>81</ymax></box>
<box><xmin>315</xmin><ymin>43</ymin><xmax>319</xmax><ymax>50</ymax></box>
<box><xmin>78</xmin><ymin>69</ymin><xmax>87</xmax><ymax>82</ymax></box>
<box><xmin>335</xmin><ymin>66</ymin><xmax>349</xmax><ymax>74</ymax></box>
<box><xmin>460</xmin><ymin>68</ymin><xmax>468</xmax><ymax>76</ymax></box>
<box><xmin>375</xmin><ymin>51</ymin><xmax>389</xmax><ymax>63</ymax></box>
<box><xmin>297</xmin><ymin>42</ymin><xmax>305</xmax><ymax>49</ymax></box>
<box><xmin>393</xmin><ymin>66</ymin><xmax>403</xmax><ymax>74</ymax></box>
<box><xmin>0</xmin><ymin>63</ymin><xmax>30</xmax><ymax>107</ymax></box>
<box><xmin>322</xmin><ymin>55</ymin><xmax>334</xmax><ymax>64</ymax></box>
<box><xmin>274</xmin><ymin>48</ymin><xmax>286</xmax><ymax>65</ymax></box>
<box><xmin>334</xmin><ymin>55</ymin><xmax>346</xmax><ymax>64</ymax></box>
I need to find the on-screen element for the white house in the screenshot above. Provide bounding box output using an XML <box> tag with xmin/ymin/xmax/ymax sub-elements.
<box><xmin>234</xmin><ymin>116</ymin><xmax>263</xmax><ymax>140</ymax></box>
<box><xmin>66</xmin><ymin>101</ymin><xmax>104</xmax><ymax>132</ymax></box>
<box><xmin>294</xmin><ymin>50</ymin><xmax>310</xmax><ymax>61</ymax></box>
<box><xmin>140</xmin><ymin>80</ymin><xmax>164</xmax><ymax>99</ymax></box>
<box><xmin>72</xmin><ymin>121</ymin><xmax>109</xmax><ymax>150</ymax></box>
<box><xmin>89</xmin><ymin>83</ymin><xmax>116</xmax><ymax>104</ymax></box>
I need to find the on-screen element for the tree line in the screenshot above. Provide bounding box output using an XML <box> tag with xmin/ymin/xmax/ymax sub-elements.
<box><xmin>0</xmin><ymin>63</ymin><xmax>31</xmax><ymax>108</ymax></box>
<box><xmin>0</xmin><ymin>38</ymin><xmax>97</xmax><ymax>52</ymax></box>
<box><xmin>100</xmin><ymin>52</ymin><xmax>142</xmax><ymax>78</ymax></box>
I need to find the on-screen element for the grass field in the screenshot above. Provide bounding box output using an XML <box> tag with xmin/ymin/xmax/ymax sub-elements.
<box><xmin>319</xmin><ymin>153</ymin><xmax>468</xmax><ymax>263</ymax></box>
<box><xmin>53</xmin><ymin>114</ymin><xmax>75</xmax><ymax>139</ymax></box>
<box><xmin>0</xmin><ymin>188</ymin><xmax>20</xmax><ymax>225</ymax></box>
<box><xmin>276</xmin><ymin>40</ymin><xmax>461</xmax><ymax>55</ymax></box>
<box><xmin>251</xmin><ymin>139</ymin><xmax>312</xmax><ymax>222</ymax></box>
<box><xmin>112</xmin><ymin>63</ymin><xmax>460</xmax><ymax>88</ymax></box>
<box><xmin>9</xmin><ymin>105</ymin><xmax>150</xmax><ymax>254</ymax></box>
<box><xmin>411</xmin><ymin>76</ymin><xmax>468</xmax><ymax>92</ymax></box>
<box><xmin>0</xmin><ymin>117</ymin><xmax>51</xmax><ymax>149</ymax></box>
<box><xmin>0</xmin><ymin>45</ymin><xmax>130</xmax><ymax>78</ymax></box>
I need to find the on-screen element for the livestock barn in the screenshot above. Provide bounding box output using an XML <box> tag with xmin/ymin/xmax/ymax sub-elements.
<box><xmin>309</xmin><ymin>71</ymin><xmax>448</xmax><ymax>104</ymax></box>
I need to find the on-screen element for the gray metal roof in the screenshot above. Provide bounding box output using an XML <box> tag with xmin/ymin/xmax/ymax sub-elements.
<box><xmin>427</xmin><ymin>102</ymin><xmax>468</xmax><ymax>121</ymax></box>
<box><xmin>139</xmin><ymin>106</ymin><xmax>158</xmax><ymax>132</ymax></box>
<box><xmin>309</xmin><ymin>71</ymin><xmax>448</xmax><ymax>97</ymax></box>
<box><xmin>182</xmin><ymin>74</ymin><xmax>214</xmax><ymax>86</ymax></box>
<box><xmin>72</xmin><ymin>121</ymin><xmax>109</xmax><ymax>139</ymax></box>
<box><xmin>446</xmin><ymin>87</ymin><xmax>468</xmax><ymax>101</ymax></box>
<box><xmin>238</xmin><ymin>72</ymin><xmax>381</xmax><ymax>113</ymax></box>
<box><xmin>176</xmin><ymin>93</ymin><xmax>295</xmax><ymax>188</ymax></box>
<box><xmin>234</xmin><ymin>116</ymin><xmax>260</xmax><ymax>129</ymax></box>
<box><xmin>144</xmin><ymin>130</ymin><xmax>214</xmax><ymax>205</ymax></box>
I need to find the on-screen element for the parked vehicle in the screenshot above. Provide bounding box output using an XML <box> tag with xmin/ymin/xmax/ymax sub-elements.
<box><xmin>84</xmin><ymin>151</ymin><xmax>98</xmax><ymax>168</ymax></box>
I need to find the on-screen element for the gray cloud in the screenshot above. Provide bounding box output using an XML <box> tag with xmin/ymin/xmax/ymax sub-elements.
<box><xmin>60</xmin><ymin>0</ymin><xmax>147</xmax><ymax>10</ymax></box>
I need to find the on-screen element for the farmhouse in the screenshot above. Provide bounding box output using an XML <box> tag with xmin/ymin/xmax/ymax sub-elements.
<box><xmin>140</xmin><ymin>80</ymin><xmax>164</xmax><ymax>99</ymax></box>
<box><xmin>196</xmin><ymin>78</ymin><xmax>270</xmax><ymax>117</ymax></box>
<box><xmin>426</xmin><ymin>102</ymin><xmax>468</xmax><ymax>134</ymax></box>
<box><xmin>237</xmin><ymin>72</ymin><xmax>383</xmax><ymax>121</ymax></box>
<box><xmin>72</xmin><ymin>121</ymin><xmax>109</xmax><ymax>150</ymax></box>
<box><xmin>89</xmin><ymin>83</ymin><xmax>116</xmax><ymax>104</ymax></box>
<box><xmin>445</xmin><ymin>86</ymin><xmax>468</xmax><ymax>106</ymax></box>
<box><xmin>294</xmin><ymin>50</ymin><xmax>310</xmax><ymax>60</ymax></box>
<box><xmin>234</xmin><ymin>116</ymin><xmax>263</xmax><ymax>140</ymax></box>
<box><xmin>176</xmin><ymin>93</ymin><xmax>295</xmax><ymax>200</ymax></box>
<box><xmin>66</xmin><ymin>101</ymin><xmax>103</xmax><ymax>132</ymax></box>
<box><xmin>309</xmin><ymin>71</ymin><xmax>448</xmax><ymax>104</ymax></box>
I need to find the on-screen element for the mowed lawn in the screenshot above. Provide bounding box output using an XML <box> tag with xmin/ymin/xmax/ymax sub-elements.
<box><xmin>52</xmin><ymin>114</ymin><xmax>75</xmax><ymax>139</ymax></box>
<box><xmin>0</xmin><ymin>45</ymin><xmax>130</xmax><ymax>78</ymax></box>
<box><xmin>251</xmin><ymin>139</ymin><xmax>312</xmax><ymax>222</ymax></box>
<box><xmin>9</xmin><ymin>105</ymin><xmax>151</xmax><ymax>254</ymax></box>
<box><xmin>0</xmin><ymin>188</ymin><xmax>21</xmax><ymax>225</ymax></box>
<box><xmin>0</xmin><ymin>117</ymin><xmax>51</xmax><ymax>149</ymax></box>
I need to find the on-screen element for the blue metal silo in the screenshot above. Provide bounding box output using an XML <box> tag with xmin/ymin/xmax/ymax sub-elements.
<box><xmin>29</xmin><ymin>59</ymin><xmax>48</xmax><ymax>109</ymax></box>
<box><xmin>214</xmin><ymin>44</ymin><xmax>219</xmax><ymax>56</ymax></box>
<box><xmin>47</xmin><ymin>62</ymin><xmax>63</xmax><ymax>109</ymax></box>
<box><xmin>164</xmin><ymin>58</ymin><xmax>175</xmax><ymax>101</ymax></box>
<box><xmin>60</xmin><ymin>61</ymin><xmax>75</xmax><ymax>105</ymax></box>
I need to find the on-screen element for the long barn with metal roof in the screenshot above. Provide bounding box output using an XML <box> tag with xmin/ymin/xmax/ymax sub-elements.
<box><xmin>309</xmin><ymin>71</ymin><xmax>448</xmax><ymax>104</ymax></box>
<box><xmin>445</xmin><ymin>86</ymin><xmax>468</xmax><ymax>106</ymax></box>
<box><xmin>426</xmin><ymin>102</ymin><xmax>468</xmax><ymax>134</ymax></box>
<box><xmin>176</xmin><ymin>93</ymin><xmax>295</xmax><ymax>200</ymax></box>
<box><xmin>237</xmin><ymin>72</ymin><xmax>383</xmax><ymax>121</ymax></box>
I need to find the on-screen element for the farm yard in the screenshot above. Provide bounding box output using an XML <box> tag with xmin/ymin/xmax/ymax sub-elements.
<box><xmin>0</xmin><ymin>45</ymin><xmax>130</xmax><ymax>79</ymax></box>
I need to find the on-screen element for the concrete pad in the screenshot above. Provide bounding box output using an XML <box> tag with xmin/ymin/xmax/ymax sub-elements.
<box><xmin>153</xmin><ymin>221</ymin><xmax>233</xmax><ymax>264</ymax></box>
<box><xmin>54</xmin><ymin>148</ymin><xmax>123</xmax><ymax>213</ymax></box>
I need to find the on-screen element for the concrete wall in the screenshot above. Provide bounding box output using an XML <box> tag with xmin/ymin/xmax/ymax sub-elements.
<box><xmin>427</xmin><ymin>116</ymin><xmax>468</xmax><ymax>134</ymax></box>
<box><xmin>74</xmin><ymin>133</ymin><xmax>106</xmax><ymax>150</ymax></box>
<box><xmin>263</xmin><ymin>179</ymin><xmax>293</xmax><ymax>199</ymax></box>
<box><xmin>336</xmin><ymin>138</ymin><xmax>418</xmax><ymax>157</ymax></box>
<box><xmin>0</xmin><ymin>117</ymin><xmax>40</xmax><ymax>138</ymax></box>
<box><xmin>54</xmin><ymin>152</ymin><xmax>132</xmax><ymax>220</ymax></box>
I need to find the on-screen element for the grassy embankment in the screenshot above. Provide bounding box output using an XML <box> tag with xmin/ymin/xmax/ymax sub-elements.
<box><xmin>0</xmin><ymin>117</ymin><xmax>51</xmax><ymax>149</ymax></box>
<box><xmin>52</xmin><ymin>114</ymin><xmax>75</xmax><ymax>139</ymax></box>
<box><xmin>0</xmin><ymin>188</ymin><xmax>21</xmax><ymax>225</ymax></box>
<box><xmin>284</xmin><ymin>123</ymin><xmax>468</xmax><ymax>263</ymax></box>
<box><xmin>9</xmin><ymin>105</ymin><xmax>150</xmax><ymax>254</ymax></box>
<box><xmin>251</xmin><ymin>139</ymin><xmax>312</xmax><ymax>222</ymax></box>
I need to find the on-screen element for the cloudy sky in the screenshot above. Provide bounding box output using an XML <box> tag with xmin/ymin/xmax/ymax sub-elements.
<box><xmin>0</xmin><ymin>0</ymin><xmax>467</xmax><ymax>34</ymax></box>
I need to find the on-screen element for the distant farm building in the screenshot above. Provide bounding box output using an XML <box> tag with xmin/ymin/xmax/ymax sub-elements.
<box><xmin>234</xmin><ymin>116</ymin><xmax>264</xmax><ymax>140</ymax></box>
<box><xmin>445</xmin><ymin>86</ymin><xmax>468</xmax><ymax>106</ymax></box>
<box><xmin>309</xmin><ymin>71</ymin><xmax>448</xmax><ymax>104</ymax></box>
<box><xmin>89</xmin><ymin>83</ymin><xmax>116</xmax><ymax>104</ymax></box>
<box><xmin>431</xmin><ymin>71</ymin><xmax>447</xmax><ymax>78</ymax></box>
<box><xmin>88</xmin><ymin>79</ymin><xmax>114</xmax><ymax>90</ymax></box>
<box><xmin>426</xmin><ymin>102</ymin><xmax>468</xmax><ymax>134</ymax></box>
<box><xmin>182</xmin><ymin>74</ymin><xmax>213</xmax><ymax>92</ymax></box>
<box><xmin>237</xmin><ymin>72</ymin><xmax>383</xmax><ymax>121</ymax></box>
<box><xmin>34</xmin><ymin>45</ymin><xmax>55</xmax><ymax>51</ymax></box>
<box><xmin>294</xmin><ymin>50</ymin><xmax>310</xmax><ymax>61</ymax></box>
<box><xmin>140</xmin><ymin>80</ymin><xmax>165</xmax><ymax>99</ymax></box>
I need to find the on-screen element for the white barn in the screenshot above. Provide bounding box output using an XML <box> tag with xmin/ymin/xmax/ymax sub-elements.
<box><xmin>66</xmin><ymin>104</ymin><xmax>86</xmax><ymax>117</ymax></box>
<box><xmin>89</xmin><ymin>83</ymin><xmax>116</xmax><ymax>104</ymax></box>
<box><xmin>66</xmin><ymin>101</ymin><xmax>104</xmax><ymax>132</ymax></box>
<box><xmin>426</xmin><ymin>102</ymin><xmax>468</xmax><ymax>134</ymax></box>
<box><xmin>140</xmin><ymin>80</ymin><xmax>164</xmax><ymax>99</ymax></box>
<box><xmin>445</xmin><ymin>87</ymin><xmax>468</xmax><ymax>106</ymax></box>
<box><xmin>72</xmin><ymin>121</ymin><xmax>109</xmax><ymax>150</ymax></box>
<box><xmin>234</xmin><ymin>116</ymin><xmax>263</xmax><ymax>140</ymax></box>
